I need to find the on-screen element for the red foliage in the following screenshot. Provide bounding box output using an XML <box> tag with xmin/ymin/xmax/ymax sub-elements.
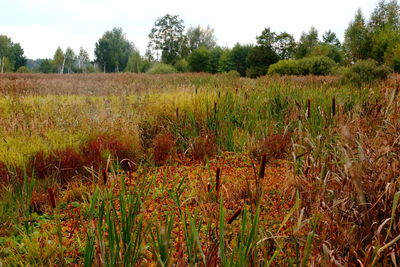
<box><xmin>0</xmin><ymin>161</ymin><xmax>10</xmax><ymax>184</ymax></box>
<box><xmin>80</xmin><ymin>135</ymin><xmax>137</xmax><ymax>172</ymax></box>
<box><xmin>30</xmin><ymin>191</ymin><xmax>49</xmax><ymax>214</ymax></box>
<box><xmin>14</xmin><ymin>135</ymin><xmax>138</xmax><ymax>185</ymax></box>
<box><xmin>191</xmin><ymin>133</ymin><xmax>216</xmax><ymax>161</ymax></box>
<box><xmin>80</xmin><ymin>136</ymin><xmax>109</xmax><ymax>169</ymax></box>
<box><xmin>29</xmin><ymin>148</ymin><xmax>84</xmax><ymax>183</ymax></box>
<box><xmin>28</xmin><ymin>150</ymin><xmax>49</xmax><ymax>179</ymax></box>
<box><xmin>152</xmin><ymin>132</ymin><xmax>175</xmax><ymax>165</ymax></box>
<box><xmin>52</xmin><ymin>148</ymin><xmax>84</xmax><ymax>183</ymax></box>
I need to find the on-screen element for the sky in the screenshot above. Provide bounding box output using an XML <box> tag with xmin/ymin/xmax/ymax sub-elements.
<box><xmin>0</xmin><ymin>0</ymin><xmax>380</xmax><ymax>60</ymax></box>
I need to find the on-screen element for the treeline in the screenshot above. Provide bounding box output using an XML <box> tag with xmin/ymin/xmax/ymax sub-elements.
<box><xmin>0</xmin><ymin>35</ymin><xmax>26</xmax><ymax>73</ymax></box>
<box><xmin>1</xmin><ymin>0</ymin><xmax>399</xmax><ymax>77</ymax></box>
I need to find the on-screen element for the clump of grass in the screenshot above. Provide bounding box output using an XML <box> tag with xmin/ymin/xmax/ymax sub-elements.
<box><xmin>190</xmin><ymin>132</ymin><xmax>216</xmax><ymax>161</ymax></box>
<box><xmin>152</xmin><ymin>132</ymin><xmax>175</xmax><ymax>165</ymax></box>
<box><xmin>0</xmin><ymin>161</ymin><xmax>11</xmax><ymax>184</ymax></box>
<box><xmin>29</xmin><ymin>148</ymin><xmax>84</xmax><ymax>183</ymax></box>
<box><xmin>250</xmin><ymin>132</ymin><xmax>291</xmax><ymax>163</ymax></box>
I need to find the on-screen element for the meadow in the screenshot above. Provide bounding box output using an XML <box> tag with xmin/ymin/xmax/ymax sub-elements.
<box><xmin>0</xmin><ymin>73</ymin><xmax>399</xmax><ymax>266</ymax></box>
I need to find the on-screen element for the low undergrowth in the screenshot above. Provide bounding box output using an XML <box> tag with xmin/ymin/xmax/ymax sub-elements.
<box><xmin>0</xmin><ymin>73</ymin><xmax>399</xmax><ymax>265</ymax></box>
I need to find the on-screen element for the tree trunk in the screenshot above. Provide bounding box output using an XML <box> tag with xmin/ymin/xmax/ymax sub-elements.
<box><xmin>61</xmin><ymin>57</ymin><xmax>66</xmax><ymax>74</ymax></box>
<box><xmin>1</xmin><ymin>56</ymin><xmax>4</xmax><ymax>73</ymax></box>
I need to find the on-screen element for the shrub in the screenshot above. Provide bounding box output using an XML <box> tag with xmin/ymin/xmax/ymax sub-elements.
<box><xmin>391</xmin><ymin>44</ymin><xmax>400</xmax><ymax>73</ymax></box>
<box><xmin>330</xmin><ymin>66</ymin><xmax>348</xmax><ymax>76</ymax></box>
<box><xmin>268</xmin><ymin>60</ymin><xmax>300</xmax><ymax>75</ymax></box>
<box><xmin>341</xmin><ymin>59</ymin><xmax>391</xmax><ymax>86</ymax></box>
<box><xmin>152</xmin><ymin>132</ymin><xmax>175</xmax><ymax>165</ymax></box>
<box><xmin>222</xmin><ymin>70</ymin><xmax>240</xmax><ymax>78</ymax></box>
<box><xmin>188</xmin><ymin>47</ymin><xmax>210</xmax><ymax>72</ymax></box>
<box><xmin>301</xmin><ymin>56</ymin><xmax>336</xmax><ymax>75</ymax></box>
<box><xmin>28</xmin><ymin>148</ymin><xmax>84</xmax><ymax>183</ymax></box>
<box><xmin>16</xmin><ymin>66</ymin><xmax>31</xmax><ymax>73</ymax></box>
<box><xmin>246</xmin><ymin>66</ymin><xmax>268</xmax><ymax>78</ymax></box>
<box><xmin>190</xmin><ymin>133</ymin><xmax>216</xmax><ymax>161</ymax></box>
<box><xmin>139</xmin><ymin>120</ymin><xmax>160</xmax><ymax>149</ymax></box>
<box><xmin>268</xmin><ymin>56</ymin><xmax>336</xmax><ymax>76</ymax></box>
<box><xmin>174</xmin><ymin>59</ymin><xmax>189</xmax><ymax>73</ymax></box>
<box><xmin>146</xmin><ymin>63</ymin><xmax>177</xmax><ymax>74</ymax></box>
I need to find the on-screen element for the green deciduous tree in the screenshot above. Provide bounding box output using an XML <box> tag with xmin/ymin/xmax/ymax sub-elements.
<box><xmin>256</xmin><ymin>27</ymin><xmax>276</xmax><ymax>48</ymax></box>
<box><xmin>389</xmin><ymin>44</ymin><xmax>400</xmax><ymax>72</ymax></box>
<box><xmin>125</xmin><ymin>50</ymin><xmax>141</xmax><ymax>73</ymax></box>
<box><xmin>218</xmin><ymin>49</ymin><xmax>234</xmax><ymax>73</ymax></box>
<box><xmin>125</xmin><ymin>50</ymin><xmax>151</xmax><ymax>73</ymax></box>
<box><xmin>186</xmin><ymin>26</ymin><xmax>217</xmax><ymax>52</ymax></box>
<box><xmin>78</xmin><ymin>47</ymin><xmax>90</xmax><ymax>72</ymax></box>
<box><xmin>369</xmin><ymin>0</ymin><xmax>400</xmax><ymax>30</ymax></box>
<box><xmin>343</xmin><ymin>9</ymin><xmax>370</xmax><ymax>62</ymax></box>
<box><xmin>295</xmin><ymin>27</ymin><xmax>319</xmax><ymax>59</ymax></box>
<box><xmin>322</xmin><ymin>30</ymin><xmax>340</xmax><ymax>47</ymax></box>
<box><xmin>208</xmin><ymin>47</ymin><xmax>223</xmax><ymax>74</ymax></box>
<box><xmin>188</xmin><ymin>46</ymin><xmax>210</xmax><ymax>72</ymax></box>
<box><xmin>255</xmin><ymin>28</ymin><xmax>296</xmax><ymax>60</ymax></box>
<box><xmin>310</xmin><ymin>44</ymin><xmax>343</xmax><ymax>63</ymax></box>
<box><xmin>246</xmin><ymin>46</ymin><xmax>279</xmax><ymax>77</ymax></box>
<box><xmin>230</xmin><ymin>44</ymin><xmax>252</xmax><ymax>76</ymax></box>
<box><xmin>0</xmin><ymin>35</ymin><xmax>11</xmax><ymax>73</ymax></box>
<box><xmin>0</xmin><ymin>35</ymin><xmax>27</xmax><ymax>73</ymax></box>
<box><xmin>64</xmin><ymin>47</ymin><xmax>76</xmax><ymax>73</ymax></box>
<box><xmin>53</xmin><ymin>47</ymin><xmax>65</xmax><ymax>74</ymax></box>
<box><xmin>368</xmin><ymin>0</ymin><xmax>400</xmax><ymax>64</ymax></box>
<box><xmin>39</xmin><ymin>59</ymin><xmax>56</xmax><ymax>73</ymax></box>
<box><xmin>274</xmin><ymin>32</ymin><xmax>296</xmax><ymax>60</ymax></box>
<box><xmin>9</xmin><ymin>43</ymin><xmax>26</xmax><ymax>71</ymax></box>
<box><xmin>95</xmin><ymin>27</ymin><xmax>134</xmax><ymax>72</ymax></box>
<box><xmin>148</xmin><ymin>14</ymin><xmax>186</xmax><ymax>64</ymax></box>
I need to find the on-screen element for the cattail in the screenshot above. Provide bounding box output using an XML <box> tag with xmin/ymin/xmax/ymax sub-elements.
<box><xmin>218</xmin><ymin>91</ymin><xmax>221</xmax><ymax>98</ymax></box>
<box><xmin>259</xmin><ymin>153</ymin><xmax>267</xmax><ymax>180</ymax></box>
<box><xmin>214</xmin><ymin>102</ymin><xmax>217</xmax><ymax>116</ymax></box>
<box><xmin>216</xmin><ymin>168</ymin><xmax>221</xmax><ymax>198</ymax></box>
<box><xmin>102</xmin><ymin>169</ymin><xmax>107</xmax><ymax>185</ymax></box>
<box><xmin>176</xmin><ymin>107</ymin><xmax>179</xmax><ymax>120</ymax></box>
<box><xmin>332</xmin><ymin>97</ymin><xmax>336</xmax><ymax>117</ymax></box>
<box><xmin>307</xmin><ymin>99</ymin><xmax>311</xmax><ymax>118</ymax></box>
<box><xmin>48</xmin><ymin>188</ymin><xmax>56</xmax><ymax>209</ymax></box>
<box><xmin>207</xmin><ymin>182</ymin><xmax>211</xmax><ymax>192</ymax></box>
<box><xmin>227</xmin><ymin>208</ymin><xmax>242</xmax><ymax>224</ymax></box>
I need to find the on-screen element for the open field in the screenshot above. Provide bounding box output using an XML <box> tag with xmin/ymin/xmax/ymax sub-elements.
<box><xmin>0</xmin><ymin>73</ymin><xmax>399</xmax><ymax>266</ymax></box>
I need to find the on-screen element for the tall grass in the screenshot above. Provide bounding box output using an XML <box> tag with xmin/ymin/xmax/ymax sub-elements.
<box><xmin>0</xmin><ymin>73</ymin><xmax>399</xmax><ymax>265</ymax></box>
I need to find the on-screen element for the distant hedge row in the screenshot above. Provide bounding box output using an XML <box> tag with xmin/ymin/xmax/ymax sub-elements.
<box><xmin>267</xmin><ymin>56</ymin><xmax>336</xmax><ymax>76</ymax></box>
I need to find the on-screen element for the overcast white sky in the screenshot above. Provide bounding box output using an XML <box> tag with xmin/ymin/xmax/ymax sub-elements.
<box><xmin>1</xmin><ymin>0</ymin><xmax>380</xmax><ymax>60</ymax></box>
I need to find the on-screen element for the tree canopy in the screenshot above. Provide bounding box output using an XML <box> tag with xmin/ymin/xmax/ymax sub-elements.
<box><xmin>0</xmin><ymin>35</ymin><xmax>27</xmax><ymax>72</ymax></box>
<box><xmin>95</xmin><ymin>27</ymin><xmax>134</xmax><ymax>72</ymax></box>
<box><xmin>148</xmin><ymin>14</ymin><xmax>186</xmax><ymax>65</ymax></box>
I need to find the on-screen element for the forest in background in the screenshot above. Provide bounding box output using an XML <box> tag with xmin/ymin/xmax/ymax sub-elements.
<box><xmin>0</xmin><ymin>0</ymin><xmax>399</xmax><ymax>78</ymax></box>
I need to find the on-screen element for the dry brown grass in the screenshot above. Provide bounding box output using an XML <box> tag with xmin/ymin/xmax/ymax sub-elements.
<box><xmin>293</xmin><ymin>80</ymin><xmax>400</xmax><ymax>264</ymax></box>
<box><xmin>152</xmin><ymin>132</ymin><xmax>175</xmax><ymax>165</ymax></box>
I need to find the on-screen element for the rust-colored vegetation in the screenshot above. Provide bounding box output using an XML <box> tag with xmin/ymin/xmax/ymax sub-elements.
<box><xmin>0</xmin><ymin>73</ymin><xmax>399</xmax><ymax>266</ymax></box>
